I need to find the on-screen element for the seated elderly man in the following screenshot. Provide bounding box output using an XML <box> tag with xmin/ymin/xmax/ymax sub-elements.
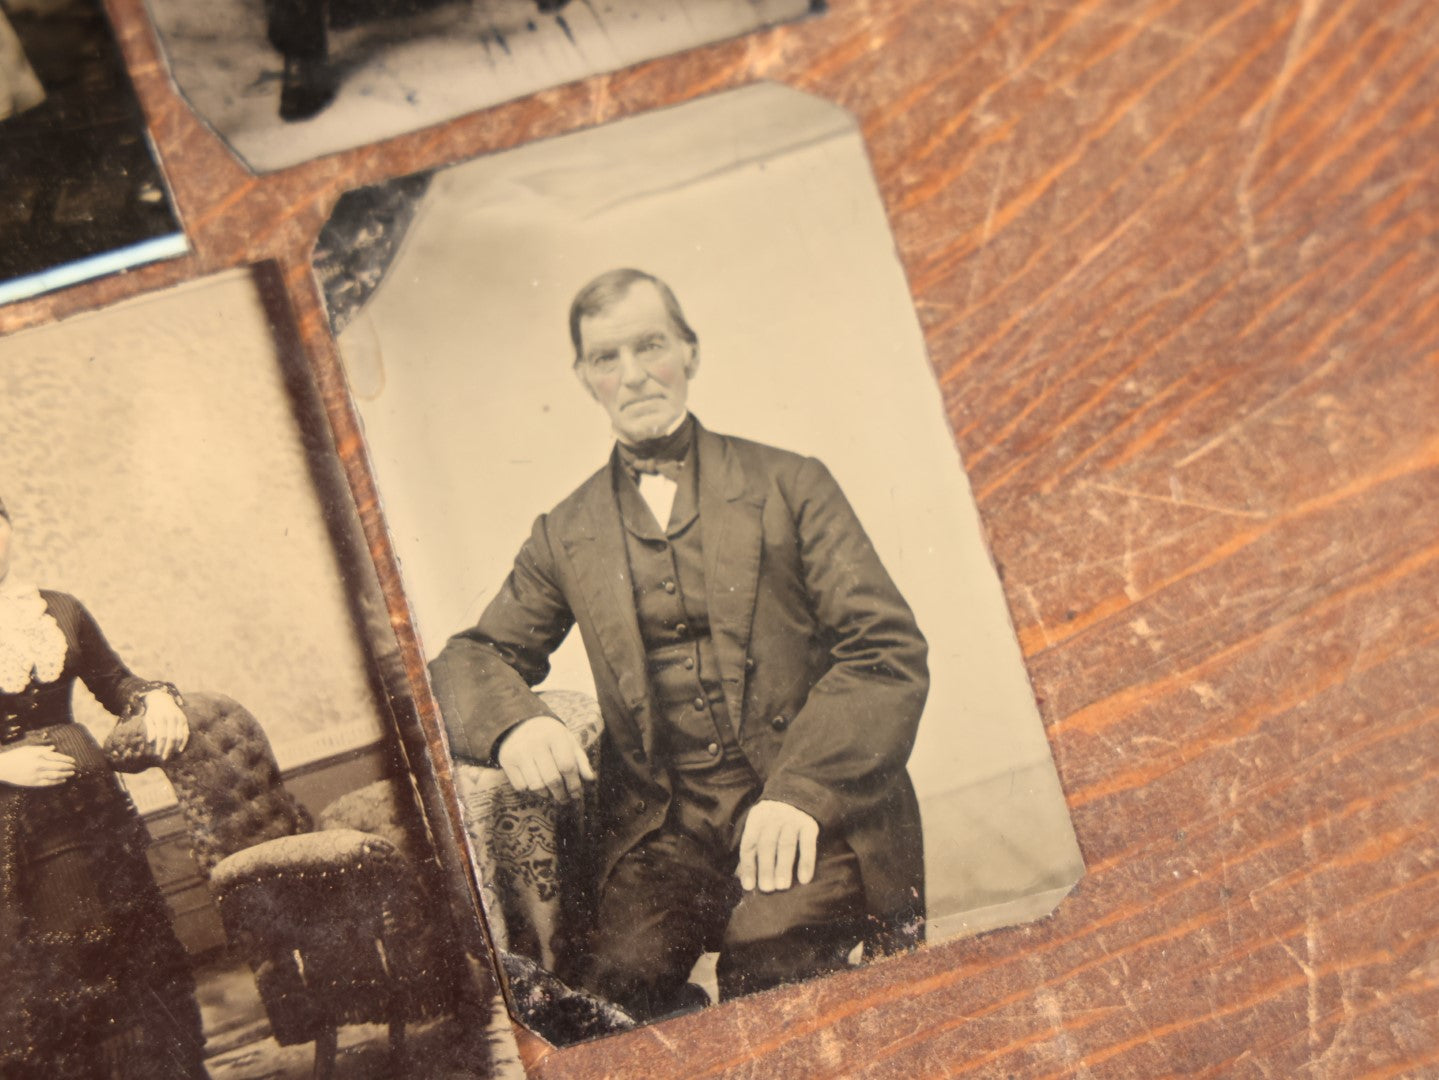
<box><xmin>432</xmin><ymin>268</ymin><xmax>928</xmax><ymax>1022</ymax></box>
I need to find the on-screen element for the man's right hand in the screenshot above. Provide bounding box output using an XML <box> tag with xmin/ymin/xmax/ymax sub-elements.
<box><xmin>495</xmin><ymin>715</ymin><xmax>595</xmax><ymax>801</ymax></box>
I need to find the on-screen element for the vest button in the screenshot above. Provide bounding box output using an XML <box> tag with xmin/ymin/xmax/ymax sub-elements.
<box><xmin>706</xmin><ymin>742</ymin><xmax>720</xmax><ymax>756</ymax></box>
<box><xmin>683</xmin><ymin>657</ymin><xmax>695</xmax><ymax>670</ymax></box>
<box><xmin>771</xmin><ymin>715</ymin><xmax>788</xmax><ymax>731</ymax></box>
<box><xmin>693</xmin><ymin>696</ymin><xmax>706</xmax><ymax>711</ymax></box>
<box><xmin>676</xmin><ymin>622</ymin><xmax>688</xmax><ymax>635</ymax></box>
<box><xmin>663</xmin><ymin>581</ymin><xmax>677</xmax><ymax>594</ymax></box>
<box><xmin>635</xmin><ymin>800</ymin><xmax>647</xmax><ymax>813</ymax></box>
<box><xmin>744</xmin><ymin>657</ymin><xmax>755</xmax><ymax>671</ymax></box>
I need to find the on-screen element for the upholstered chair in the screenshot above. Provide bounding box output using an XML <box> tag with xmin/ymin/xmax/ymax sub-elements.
<box><xmin>451</xmin><ymin>689</ymin><xmax>634</xmax><ymax>1042</ymax></box>
<box><xmin>106</xmin><ymin>691</ymin><xmax>458</xmax><ymax>1078</ymax></box>
<box><xmin>451</xmin><ymin>689</ymin><xmax>601</xmax><ymax>965</ymax></box>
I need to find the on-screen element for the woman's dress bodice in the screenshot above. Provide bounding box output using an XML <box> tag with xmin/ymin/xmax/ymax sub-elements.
<box><xmin>0</xmin><ymin>590</ymin><xmax>148</xmax><ymax>745</ymax></box>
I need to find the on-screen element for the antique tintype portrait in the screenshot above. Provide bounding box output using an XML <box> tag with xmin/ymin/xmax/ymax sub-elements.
<box><xmin>0</xmin><ymin>0</ymin><xmax>185</xmax><ymax>305</ymax></box>
<box><xmin>325</xmin><ymin>84</ymin><xmax>1085</xmax><ymax>1043</ymax></box>
<box><xmin>0</xmin><ymin>270</ymin><xmax>520</xmax><ymax>1078</ymax></box>
<box><xmin>144</xmin><ymin>0</ymin><xmax>818</xmax><ymax>172</ymax></box>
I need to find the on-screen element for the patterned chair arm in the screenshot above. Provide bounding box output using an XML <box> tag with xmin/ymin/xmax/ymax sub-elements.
<box><xmin>452</xmin><ymin>690</ymin><xmax>602</xmax><ymax>970</ymax></box>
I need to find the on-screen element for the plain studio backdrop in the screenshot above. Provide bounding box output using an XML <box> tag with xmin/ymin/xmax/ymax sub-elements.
<box><xmin>0</xmin><ymin>271</ymin><xmax>388</xmax><ymax>812</ymax></box>
<box><xmin>340</xmin><ymin>84</ymin><xmax>1083</xmax><ymax>936</ymax></box>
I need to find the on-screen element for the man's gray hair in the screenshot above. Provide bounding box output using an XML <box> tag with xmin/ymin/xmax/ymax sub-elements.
<box><xmin>569</xmin><ymin>268</ymin><xmax>697</xmax><ymax>365</ymax></box>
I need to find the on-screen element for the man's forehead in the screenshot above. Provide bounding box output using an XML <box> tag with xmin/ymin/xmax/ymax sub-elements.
<box><xmin>579</xmin><ymin>284</ymin><xmax>676</xmax><ymax>344</ymax></box>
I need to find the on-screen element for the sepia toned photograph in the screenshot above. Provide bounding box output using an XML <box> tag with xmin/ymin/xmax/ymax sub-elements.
<box><xmin>144</xmin><ymin>0</ymin><xmax>819</xmax><ymax>173</ymax></box>
<box><xmin>0</xmin><ymin>270</ymin><xmax>522</xmax><ymax>1078</ymax></box>
<box><xmin>0</xmin><ymin>0</ymin><xmax>185</xmax><ymax>306</ymax></box>
<box><xmin>324</xmin><ymin>83</ymin><xmax>1086</xmax><ymax>1045</ymax></box>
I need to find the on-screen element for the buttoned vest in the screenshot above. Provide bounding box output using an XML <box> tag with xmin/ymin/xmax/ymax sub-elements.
<box><xmin>614</xmin><ymin>455</ymin><xmax>743</xmax><ymax>772</ymax></box>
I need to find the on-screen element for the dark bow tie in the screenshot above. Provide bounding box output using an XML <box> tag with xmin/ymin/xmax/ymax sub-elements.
<box><xmin>625</xmin><ymin>456</ymin><xmax>684</xmax><ymax>483</ymax></box>
<box><xmin>617</xmin><ymin>415</ymin><xmax>694</xmax><ymax>483</ymax></box>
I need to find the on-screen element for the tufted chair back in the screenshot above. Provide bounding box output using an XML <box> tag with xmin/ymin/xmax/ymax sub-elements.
<box><xmin>106</xmin><ymin>691</ymin><xmax>311</xmax><ymax>873</ymax></box>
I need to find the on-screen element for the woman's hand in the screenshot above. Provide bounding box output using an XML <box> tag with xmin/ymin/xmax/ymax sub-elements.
<box><xmin>0</xmin><ymin>745</ymin><xmax>77</xmax><ymax>787</ymax></box>
<box><xmin>141</xmin><ymin>691</ymin><xmax>190</xmax><ymax>760</ymax></box>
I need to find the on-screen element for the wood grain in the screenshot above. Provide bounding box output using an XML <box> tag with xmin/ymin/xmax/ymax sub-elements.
<box><xmin>3</xmin><ymin>0</ymin><xmax>1436</xmax><ymax>1075</ymax></box>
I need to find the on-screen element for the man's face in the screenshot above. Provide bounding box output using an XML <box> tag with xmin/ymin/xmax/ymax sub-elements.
<box><xmin>575</xmin><ymin>281</ymin><xmax>698</xmax><ymax>443</ymax></box>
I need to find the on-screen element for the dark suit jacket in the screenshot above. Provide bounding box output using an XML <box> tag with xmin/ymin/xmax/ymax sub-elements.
<box><xmin>431</xmin><ymin>419</ymin><xmax>929</xmax><ymax>928</ymax></box>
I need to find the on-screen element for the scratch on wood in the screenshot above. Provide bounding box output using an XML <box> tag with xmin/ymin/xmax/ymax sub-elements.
<box><xmin>1035</xmin><ymin>986</ymin><xmax>1094</xmax><ymax>1076</ymax></box>
<box><xmin>646</xmin><ymin>1023</ymin><xmax>679</xmax><ymax>1054</ymax></box>
<box><xmin>965</xmin><ymin>136</ymin><xmax>1016</xmax><ymax>311</ymax></box>
<box><xmin>1088</xmin><ymin>480</ymin><xmax>1269</xmax><ymax>520</ymax></box>
<box><xmin>1176</xmin><ymin>355</ymin><xmax>1340</xmax><ymax>468</ymax></box>
<box><xmin>1236</xmin><ymin>0</ymin><xmax>1324</xmax><ymax>268</ymax></box>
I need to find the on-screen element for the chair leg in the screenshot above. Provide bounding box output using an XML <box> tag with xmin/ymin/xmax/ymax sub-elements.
<box><xmin>313</xmin><ymin>1024</ymin><xmax>338</xmax><ymax>1080</ymax></box>
<box><xmin>387</xmin><ymin>1017</ymin><xmax>408</xmax><ymax>1078</ymax></box>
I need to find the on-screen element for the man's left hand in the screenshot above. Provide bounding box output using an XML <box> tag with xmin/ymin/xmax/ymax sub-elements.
<box><xmin>737</xmin><ymin>800</ymin><xmax>819</xmax><ymax>893</ymax></box>
<box><xmin>142</xmin><ymin>691</ymin><xmax>190</xmax><ymax>760</ymax></box>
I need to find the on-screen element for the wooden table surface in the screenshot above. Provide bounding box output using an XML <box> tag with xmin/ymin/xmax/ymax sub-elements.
<box><xmin>4</xmin><ymin>0</ymin><xmax>1437</xmax><ymax>1076</ymax></box>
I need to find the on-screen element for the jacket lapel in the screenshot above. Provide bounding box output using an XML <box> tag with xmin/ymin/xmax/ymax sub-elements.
<box><xmin>695</xmin><ymin>423</ymin><xmax>765</xmax><ymax>735</ymax></box>
<box><xmin>558</xmin><ymin>459</ymin><xmax>653</xmax><ymax>756</ymax></box>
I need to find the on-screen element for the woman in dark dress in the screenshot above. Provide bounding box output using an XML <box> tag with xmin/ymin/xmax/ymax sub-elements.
<box><xmin>0</xmin><ymin>498</ymin><xmax>208</xmax><ymax>1079</ymax></box>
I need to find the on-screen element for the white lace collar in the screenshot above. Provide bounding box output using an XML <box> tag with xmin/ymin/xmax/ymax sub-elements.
<box><xmin>0</xmin><ymin>580</ymin><xmax>68</xmax><ymax>694</ymax></box>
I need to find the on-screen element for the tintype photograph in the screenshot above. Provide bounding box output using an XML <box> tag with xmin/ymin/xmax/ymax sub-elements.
<box><xmin>0</xmin><ymin>0</ymin><xmax>185</xmax><ymax>306</ymax></box>
<box><xmin>144</xmin><ymin>0</ymin><xmax>818</xmax><ymax>173</ymax></box>
<box><xmin>323</xmin><ymin>83</ymin><xmax>1085</xmax><ymax>1045</ymax></box>
<box><xmin>0</xmin><ymin>270</ymin><xmax>522</xmax><ymax>1078</ymax></box>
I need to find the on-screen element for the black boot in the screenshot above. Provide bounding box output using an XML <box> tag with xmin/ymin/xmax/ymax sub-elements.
<box><xmin>279</xmin><ymin>55</ymin><xmax>337</xmax><ymax>122</ymax></box>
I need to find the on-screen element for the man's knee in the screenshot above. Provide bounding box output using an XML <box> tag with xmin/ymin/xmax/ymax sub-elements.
<box><xmin>578</xmin><ymin>841</ymin><xmax>731</xmax><ymax>1020</ymax></box>
<box><xmin>715</xmin><ymin>844</ymin><xmax>867</xmax><ymax>999</ymax></box>
<box><xmin>715</xmin><ymin>919</ymin><xmax>863</xmax><ymax>999</ymax></box>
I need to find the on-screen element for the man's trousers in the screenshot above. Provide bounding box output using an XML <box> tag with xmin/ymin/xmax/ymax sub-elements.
<box><xmin>577</xmin><ymin>758</ymin><xmax>867</xmax><ymax>1022</ymax></box>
